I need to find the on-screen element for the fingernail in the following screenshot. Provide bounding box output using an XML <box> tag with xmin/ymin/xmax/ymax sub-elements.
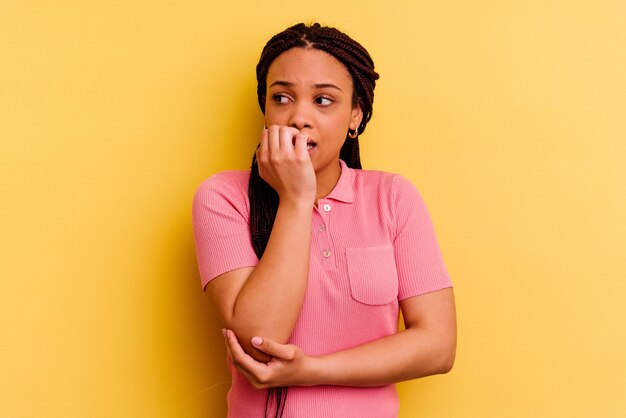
<box><xmin>251</xmin><ymin>336</ymin><xmax>263</xmax><ymax>346</ymax></box>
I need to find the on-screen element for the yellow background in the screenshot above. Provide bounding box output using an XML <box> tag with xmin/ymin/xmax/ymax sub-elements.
<box><xmin>1</xmin><ymin>1</ymin><xmax>625</xmax><ymax>417</ymax></box>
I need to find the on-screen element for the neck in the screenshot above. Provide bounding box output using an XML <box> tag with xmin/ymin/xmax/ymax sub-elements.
<box><xmin>314</xmin><ymin>160</ymin><xmax>342</xmax><ymax>204</ymax></box>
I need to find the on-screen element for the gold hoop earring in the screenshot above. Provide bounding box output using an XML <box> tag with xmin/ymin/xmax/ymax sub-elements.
<box><xmin>348</xmin><ymin>128</ymin><xmax>358</xmax><ymax>139</ymax></box>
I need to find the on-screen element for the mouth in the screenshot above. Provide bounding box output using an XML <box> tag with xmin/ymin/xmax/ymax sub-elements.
<box><xmin>292</xmin><ymin>137</ymin><xmax>317</xmax><ymax>150</ymax></box>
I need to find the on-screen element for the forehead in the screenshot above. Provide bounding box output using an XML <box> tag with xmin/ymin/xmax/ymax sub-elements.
<box><xmin>266</xmin><ymin>48</ymin><xmax>353</xmax><ymax>88</ymax></box>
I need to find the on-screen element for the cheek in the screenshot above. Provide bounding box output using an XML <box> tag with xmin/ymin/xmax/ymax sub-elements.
<box><xmin>328</xmin><ymin>111</ymin><xmax>353</xmax><ymax>131</ymax></box>
<box><xmin>263</xmin><ymin>108</ymin><xmax>283</xmax><ymax>125</ymax></box>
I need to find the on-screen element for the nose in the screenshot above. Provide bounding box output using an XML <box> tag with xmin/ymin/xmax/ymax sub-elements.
<box><xmin>288</xmin><ymin>100</ymin><xmax>312</xmax><ymax>130</ymax></box>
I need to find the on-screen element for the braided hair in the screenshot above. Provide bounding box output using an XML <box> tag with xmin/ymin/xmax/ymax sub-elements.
<box><xmin>248</xmin><ymin>23</ymin><xmax>379</xmax><ymax>417</ymax></box>
<box><xmin>250</xmin><ymin>22</ymin><xmax>379</xmax><ymax>257</ymax></box>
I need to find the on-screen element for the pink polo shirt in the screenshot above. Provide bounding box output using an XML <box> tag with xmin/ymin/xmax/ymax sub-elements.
<box><xmin>192</xmin><ymin>159</ymin><xmax>452</xmax><ymax>418</ymax></box>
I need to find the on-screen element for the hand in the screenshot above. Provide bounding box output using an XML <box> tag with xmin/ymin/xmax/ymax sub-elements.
<box><xmin>223</xmin><ymin>329</ymin><xmax>316</xmax><ymax>389</ymax></box>
<box><xmin>256</xmin><ymin>125</ymin><xmax>316</xmax><ymax>204</ymax></box>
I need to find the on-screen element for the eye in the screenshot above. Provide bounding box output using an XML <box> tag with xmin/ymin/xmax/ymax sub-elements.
<box><xmin>272</xmin><ymin>94</ymin><xmax>290</xmax><ymax>104</ymax></box>
<box><xmin>315</xmin><ymin>96</ymin><xmax>334</xmax><ymax>106</ymax></box>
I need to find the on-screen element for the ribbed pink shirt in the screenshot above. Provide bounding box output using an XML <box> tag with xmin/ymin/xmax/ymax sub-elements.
<box><xmin>192</xmin><ymin>160</ymin><xmax>452</xmax><ymax>418</ymax></box>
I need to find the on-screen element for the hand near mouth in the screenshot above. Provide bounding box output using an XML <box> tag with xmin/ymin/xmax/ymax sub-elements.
<box><xmin>256</xmin><ymin>125</ymin><xmax>317</xmax><ymax>205</ymax></box>
<box><xmin>291</xmin><ymin>136</ymin><xmax>316</xmax><ymax>151</ymax></box>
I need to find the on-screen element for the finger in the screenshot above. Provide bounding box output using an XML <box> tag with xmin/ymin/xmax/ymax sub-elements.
<box><xmin>278</xmin><ymin>126</ymin><xmax>299</xmax><ymax>152</ymax></box>
<box><xmin>222</xmin><ymin>338</ymin><xmax>264</xmax><ymax>387</ymax></box>
<box><xmin>292</xmin><ymin>132</ymin><xmax>310</xmax><ymax>158</ymax></box>
<box><xmin>224</xmin><ymin>330</ymin><xmax>266</xmax><ymax>374</ymax></box>
<box><xmin>251</xmin><ymin>336</ymin><xmax>296</xmax><ymax>361</ymax></box>
<box><xmin>267</xmin><ymin>125</ymin><xmax>281</xmax><ymax>156</ymax></box>
<box><xmin>256</xmin><ymin>129</ymin><xmax>269</xmax><ymax>177</ymax></box>
<box><xmin>258</xmin><ymin>127</ymin><xmax>269</xmax><ymax>158</ymax></box>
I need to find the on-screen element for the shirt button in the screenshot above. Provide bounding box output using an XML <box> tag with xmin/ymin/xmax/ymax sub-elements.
<box><xmin>323</xmin><ymin>204</ymin><xmax>331</xmax><ymax>212</ymax></box>
<box><xmin>323</xmin><ymin>249</ymin><xmax>331</xmax><ymax>258</ymax></box>
<box><xmin>318</xmin><ymin>224</ymin><xmax>326</xmax><ymax>232</ymax></box>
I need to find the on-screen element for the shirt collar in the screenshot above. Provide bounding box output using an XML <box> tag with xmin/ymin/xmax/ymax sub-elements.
<box><xmin>325</xmin><ymin>159</ymin><xmax>354</xmax><ymax>203</ymax></box>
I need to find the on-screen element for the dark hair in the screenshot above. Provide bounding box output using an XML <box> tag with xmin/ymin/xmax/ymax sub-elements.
<box><xmin>248</xmin><ymin>22</ymin><xmax>379</xmax><ymax>417</ymax></box>
<box><xmin>249</xmin><ymin>22</ymin><xmax>379</xmax><ymax>258</ymax></box>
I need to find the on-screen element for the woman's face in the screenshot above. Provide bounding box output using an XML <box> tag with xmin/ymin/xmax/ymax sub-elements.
<box><xmin>264</xmin><ymin>47</ymin><xmax>363</xmax><ymax>178</ymax></box>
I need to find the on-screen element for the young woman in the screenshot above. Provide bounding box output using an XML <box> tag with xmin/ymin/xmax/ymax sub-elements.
<box><xmin>193</xmin><ymin>23</ymin><xmax>456</xmax><ymax>418</ymax></box>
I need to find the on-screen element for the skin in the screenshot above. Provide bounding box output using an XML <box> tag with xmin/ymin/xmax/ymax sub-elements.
<box><xmin>207</xmin><ymin>47</ymin><xmax>457</xmax><ymax>386</ymax></box>
<box><xmin>206</xmin><ymin>47</ymin><xmax>362</xmax><ymax>362</ymax></box>
<box><xmin>261</xmin><ymin>47</ymin><xmax>364</xmax><ymax>201</ymax></box>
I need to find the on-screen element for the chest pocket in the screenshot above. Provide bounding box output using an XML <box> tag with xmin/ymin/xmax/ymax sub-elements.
<box><xmin>345</xmin><ymin>244</ymin><xmax>399</xmax><ymax>305</ymax></box>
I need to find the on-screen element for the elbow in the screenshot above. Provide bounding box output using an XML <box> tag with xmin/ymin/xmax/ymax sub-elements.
<box><xmin>437</xmin><ymin>352</ymin><xmax>455</xmax><ymax>374</ymax></box>
<box><xmin>225</xmin><ymin>322</ymin><xmax>273</xmax><ymax>364</ymax></box>
<box><xmin>435</xmin><ymin>342</ymin><xmax>456</xmax><ymax>374</ymax></box>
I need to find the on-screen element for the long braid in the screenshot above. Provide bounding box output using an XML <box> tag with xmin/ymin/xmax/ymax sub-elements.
<box><xmin>248</xmin><ymin>23</ymin><xmax>379</xmax><ymax>418</ymax></box>
<box><xmin>249</xmin><ymin>157</ymin><xmax>279</xmax><ymax>258</ymax></box>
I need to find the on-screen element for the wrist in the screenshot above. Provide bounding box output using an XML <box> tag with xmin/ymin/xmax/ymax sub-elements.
<box><xmin>278</xmin><ymin>194</ymin><xmax>315</xmax><ymax>210</ymax></box>
<box><xmin>302</xmin><ymin>355</ymin><xmax>329</xmax><ymax>387</ymax></box>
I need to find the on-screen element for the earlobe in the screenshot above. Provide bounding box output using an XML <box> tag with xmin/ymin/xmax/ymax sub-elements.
<box><xmin>350</xmin><ymin>104</ymin><xmax>364</xmax><ymax>132</ymax></box>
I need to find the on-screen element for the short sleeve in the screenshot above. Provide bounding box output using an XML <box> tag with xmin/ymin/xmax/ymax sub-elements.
<box><xmin>391</xmin><ymin>175</ymin><xmax>452</xmax><ymax>299</ymax></box>
<box><xmin>192</xmin><ymin>171</ymin><xmax>259</xmax><ymax>290</ymax></box>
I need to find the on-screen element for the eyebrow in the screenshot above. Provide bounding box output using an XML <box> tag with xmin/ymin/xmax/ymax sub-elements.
<box><xmin>269</xmin><ymin>80</ymin><xmax>343</xmax><ymax>91</ymax></box>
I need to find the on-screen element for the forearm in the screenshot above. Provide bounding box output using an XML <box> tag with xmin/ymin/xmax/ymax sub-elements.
<box><xmin>230</xmin><ymin>198</ymin><xmax>312</xmax><ymax>355</ymax></box>
<box><xmin>310</xmin><ymin>327</ymin><xmax>455</xmax><ymax>387</ymax></box>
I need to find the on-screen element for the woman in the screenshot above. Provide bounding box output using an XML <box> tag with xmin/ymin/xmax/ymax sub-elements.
<box><xmin>193</xmin><ymin>22</ymin><xmax>456</xmax><ymax>418</ymax></box>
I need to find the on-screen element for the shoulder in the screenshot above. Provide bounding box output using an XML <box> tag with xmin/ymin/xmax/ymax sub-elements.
<box><xmin>196</xmin><ymin>170</ymin><xmax>250</xmax><ymax>191</ymax></box>
<box><xmin>352</xmin><ymin>168</ymin><xmax>421</xmax><ymax>201</ymax></box>
<box><xmin>193</xmin><ymin>170</ymin><xmax>251</xmax><ymax>213</ymax></box>
<box><xmin>194</xmin><ymin>170</ymin><xmax>250</xmax><ymax>198</ymax></box>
